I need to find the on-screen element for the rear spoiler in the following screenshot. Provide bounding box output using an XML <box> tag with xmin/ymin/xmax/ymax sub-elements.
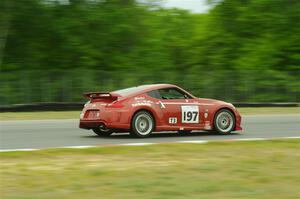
<box><xmin>83</xmin><ymin>92</ymin><xmax>119</xmax><ymax>100</ymax></box>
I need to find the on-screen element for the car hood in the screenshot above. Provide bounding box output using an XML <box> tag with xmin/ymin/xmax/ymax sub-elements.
<box><xmin>197</xmin><ymin>98</ymin><xmax>230</xmax><ymax>105</ymax></box>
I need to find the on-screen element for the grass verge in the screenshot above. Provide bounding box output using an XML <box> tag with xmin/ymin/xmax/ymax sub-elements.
<box><xmin>0</xmin><ymin>107</ymin><xmax>299</xmax><ymax>121</ymax></box>
<box><xmin>1</xmin><ymin>140</ymin><xmax>300</xmax><ymax>199</ymax></box>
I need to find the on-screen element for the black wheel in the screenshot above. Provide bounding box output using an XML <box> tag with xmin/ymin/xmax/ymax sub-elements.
<box><xmin>178</xmin><ymin>130</ymin><xmax>191</xmax><ymax>134</ymax></box>
<box><xmin>92</xmin><ymin>128</ymin><xmax>113</xmax><ymax>137</ymax></box>
<box><xmin>213</xmin><ymin>109</ymin><xmax>235</xmax><ymax>135</ymax></box>
<box><xmin>130</xmin><ymin>111</ymin><xmax>155</xmax><ymax>138</ymax></box>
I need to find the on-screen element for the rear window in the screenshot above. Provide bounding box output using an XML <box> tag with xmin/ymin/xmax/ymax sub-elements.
<box><xmin>113</xmin><ymin>86</ymin><xmax>149</xmax><ymax>96</ymax></box>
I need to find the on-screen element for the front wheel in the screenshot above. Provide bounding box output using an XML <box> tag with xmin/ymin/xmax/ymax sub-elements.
<box><xmin>213</xmin><ymin>109</ymin><xmax>235</xmax><ymax>135</ymax></box>
<box><xmin>130</xmin><ymin>111</ymin><xmax>155</xmax><ymax>138</ymax></box>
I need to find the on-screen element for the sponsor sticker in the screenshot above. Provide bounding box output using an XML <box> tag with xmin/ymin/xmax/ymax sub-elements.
<box><xmin>204</xmin><ymin>110</ymin><xmax>209</xmax><ymax>119</ymax></box>
<box><xmin>132</xmin><ymin>100</ymin><xmax>153</xmax><ymax>107</ymax></box>
<box><xmin>204</xmin><ymin>121</ymin><xmax>211</xmax><ymax>130</ymax></box>
<box><xmin>169</xmin><ymin>117</ymin><xmax>177</xmax><ymax>124</ymax></box>
<box><xmin>135</xmin><ymin>97</ymin><xmax>145</xmax><ymax>100</ymax></box>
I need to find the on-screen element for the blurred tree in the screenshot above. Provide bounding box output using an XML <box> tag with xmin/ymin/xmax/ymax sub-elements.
<box><xmin>0</xmin><ymin>0</ymin><xmax>299</xmax><ymax>104</ymax></box>
<box><xmin>0</xmin><ymin>0</ymin><xmax>13</xmax><ymax>69</ymax></box>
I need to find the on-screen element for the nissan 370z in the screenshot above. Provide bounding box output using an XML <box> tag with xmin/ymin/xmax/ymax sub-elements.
<box><xmin>79</xmin><ymin>84</ymin><xmax>242</xmax><ymax>137</ymax></box>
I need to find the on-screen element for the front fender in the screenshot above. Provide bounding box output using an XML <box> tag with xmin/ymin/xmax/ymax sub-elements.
<box><xmin>210</xmin><ymin>104</ymin><xmax>241</xmax><ymax>131</ymax></box>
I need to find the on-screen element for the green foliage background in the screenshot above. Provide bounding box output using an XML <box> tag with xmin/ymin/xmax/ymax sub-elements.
<box><xmin>0</xmin><ymin>0</ymin><xmax>299</xmax><ymax>104</ymax></box>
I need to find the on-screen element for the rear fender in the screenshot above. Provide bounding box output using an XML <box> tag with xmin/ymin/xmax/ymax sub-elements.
<box><xmin>130</xmin><ymin>105</ymin><xmax>160</xmax><ymax>129</ymax></box>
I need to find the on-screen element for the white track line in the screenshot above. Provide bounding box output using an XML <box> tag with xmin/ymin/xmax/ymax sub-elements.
<box><xmin>0</xmin><ymin>148</ymin><xmax>38</xmax><ymax>152</ymax></box>
<box><xmin>1</xmin><ymin>136</ymin><xmax>300</xmax><ymax>152</ymax></box>
<box><xmin>63</xmin><ymin>145</ymin><xmax>97</xmax><ymax>149</ymax></box>
<box><xmin>177</xmin><ymin>140</ymin><xmax>209</xmax><ymax>144</ymax></box>
<box><xmin>281</xmin><ymin>136</ymin><xmax>300</xmax><ymax>139</ymax></box>
<box><xmin>121</xmin><ymin>143</ymin><xmax>155</xmax><ymax>146</ymax></box>
<box><xmin>234</xmin><ymin>138</ymin><xmax>267</xmax><ymax>141</ymax></box>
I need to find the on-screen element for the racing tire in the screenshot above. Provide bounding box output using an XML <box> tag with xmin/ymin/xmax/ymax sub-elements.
<box><xmin>213</xmin><ymin>109</ymin><xmax>235</xmax><ymax>135</ymax></box>
<box><xmin>92</xmin><ymin>128</ymin><xmax>113</xmax><ymax>137</ymax></box>
<box><xmin>178</xmin><ymin>130</ymin><xmax>192</xmax><ymax>134</ymax></box>
<box><xmin>130</xmin><ymin>111</ymin><xmax>155</xmax><ymax>138</ymax></box>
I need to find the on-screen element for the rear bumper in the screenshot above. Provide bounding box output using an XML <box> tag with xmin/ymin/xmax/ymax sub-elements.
<box><xmin>79</xmin><ymin>119</ymin><xmax>130</xmax><ymax>130</ymax></box>
<box><xmin>79</xmin><ymin>120</ymin><xmax>103</xmax><ymax>129</ymax></box>
<box><xmin>79</xmin><ymin>106</ymin><xmax>131</xmax><ymax>130</ymax></box>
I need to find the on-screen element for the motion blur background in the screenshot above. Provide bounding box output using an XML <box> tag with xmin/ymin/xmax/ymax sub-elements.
<box><xmin>0</xmin><ymin>0</ymin><xmax>299</xmax><ymax>105</ymax></box>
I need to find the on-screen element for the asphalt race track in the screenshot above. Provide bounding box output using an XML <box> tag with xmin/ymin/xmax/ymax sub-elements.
<box><xmin>0</xmin><ymin>115</ymin><xmax>299</xmax><ymax>150</ymax></box>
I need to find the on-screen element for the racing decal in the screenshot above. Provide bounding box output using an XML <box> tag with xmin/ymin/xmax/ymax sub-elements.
<box><xmin>181</xmin><ymin>105</ymin><xmax>199</xmax><ymax>123</ymax></box>
<box><xmin>169</xmin><ymin>117</ymin><xmax>177</xmax><ymax>124</ymax></box>
<box><xmin>204</xmin><ymin>121</ymin><xmax>211</xmax><ymax>130</ymax></box>
<box><xmin>162</xmin><ymin>102</ymin><xmax>213</xmax><ymax>106</ymax></box>
<box><xmin>132</xmin><ymin>100</ymin><xmax>153</xmax><ymax>107</ymax></box>
<box><xmin>204</xmin><ymin>109</ymin><xmax>209</xmax><ymax>119</ymax></box>
<box><xmin>157</xmin><ymin>101</ymin><xmax>166</xmax><ymax>109</ymax></box>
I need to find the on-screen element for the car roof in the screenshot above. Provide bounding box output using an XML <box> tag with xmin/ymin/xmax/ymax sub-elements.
<box><xmin>140</xmin><ymin>84</ymin><xmax>177</xmax><ymax>90</ymax></box>
<box><xmin>111</xmin><ymin>84</ymin><xmax>175</xmax><ymax>96</ymax></box>
<box><xmin>112</xmin><ymin>84</ymin><xmax>194</xmax><ymax>98</ymax></box>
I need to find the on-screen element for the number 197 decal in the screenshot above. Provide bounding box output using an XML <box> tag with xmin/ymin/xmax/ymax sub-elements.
<box><xmin>181</xmin><ymin>105</ymin><xmax>199</xmax><ymax>123</ymax></box>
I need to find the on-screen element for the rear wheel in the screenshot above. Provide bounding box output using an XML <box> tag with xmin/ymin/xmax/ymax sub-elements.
<box><xmin>178</xmin><ymin>130</ymin><xmax>191</xmax><ymax>134</ymax></box>
<box><xmin>130</xmin><ymin>111</ymin><xmax>154</xmax><ymax>138</ymax></box>
<box><xmin>213</xmin><ymin>109</ymin><xmax>235</xmax><ymax>135</ymax></box>
<box><xmin>92</xmin><ymin>125</ymin><xmax>113</xmax><ymax>137</ymax></box>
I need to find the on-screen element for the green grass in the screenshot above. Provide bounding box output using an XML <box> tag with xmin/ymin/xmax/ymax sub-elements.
<box><xmin>0</xmin><ymin>107</ymin><xmax>299</xmax><ymax>120</ymax></box>
<box><xmin>1</xmin><ymin>140</ymin><xmax>300</xmax><ymax>199</ymax></box>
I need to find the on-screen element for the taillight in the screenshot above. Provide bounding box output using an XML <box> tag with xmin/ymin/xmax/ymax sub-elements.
<box><xmin>84</xmin><ymin>100</ymin><xmax>90</xmax><ymax>107</ymax></box>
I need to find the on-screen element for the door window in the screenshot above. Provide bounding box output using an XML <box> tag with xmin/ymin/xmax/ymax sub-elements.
<box><xmin>147</xmin><ymin>90</ymin><xmax>161</xmax><ymax>99</ymax></box>
<box><xmin>147</xmin><ymin>88</ymin><xmax>192</xmax><ymax>100</ymax></box>
<box><xmin>158</xmin><ymin>88</ymin><xmax>191</xmax><ymax>100</ymax></box>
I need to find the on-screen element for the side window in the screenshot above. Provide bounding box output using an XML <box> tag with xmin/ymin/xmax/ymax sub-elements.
<box><xmin>159</xmin><ymin>88</ymin><xmax>191</xmax><ymax>100</ymax></box>
<box><xmin>147</xmin><ymin>90</ymin><xmax>161</xmax><ymax>99</ymax></box>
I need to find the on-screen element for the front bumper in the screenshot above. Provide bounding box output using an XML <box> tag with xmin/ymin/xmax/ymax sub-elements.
<box><xmin>235</xmin><ymin>112</ymin><xmax>242</xmax><ymax>131</ymax></box>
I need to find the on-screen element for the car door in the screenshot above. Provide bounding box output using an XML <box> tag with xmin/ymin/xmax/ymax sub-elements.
<box><xmin>157</xmin><ymin>88</ymin><xmax>200</xmax><ymax>128</ymax></box>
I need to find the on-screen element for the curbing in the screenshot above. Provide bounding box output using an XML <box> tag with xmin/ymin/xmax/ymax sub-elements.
<box><xmin>1</xmin><ymin>136</ymin><xmax>299</xmax><ymax>153</ymax></box>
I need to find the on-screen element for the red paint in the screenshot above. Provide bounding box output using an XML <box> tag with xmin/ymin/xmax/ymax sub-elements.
<box><xmin>79</xmin><ymin>84</ymin><xmax>242</xmax><ymax>132</ymax></box>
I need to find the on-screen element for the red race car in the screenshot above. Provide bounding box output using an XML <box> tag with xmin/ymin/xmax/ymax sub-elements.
<box><xmin>79</xmin><ymin>84</ymin><xmax>242</xmax><ymax>137</ymax></box>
